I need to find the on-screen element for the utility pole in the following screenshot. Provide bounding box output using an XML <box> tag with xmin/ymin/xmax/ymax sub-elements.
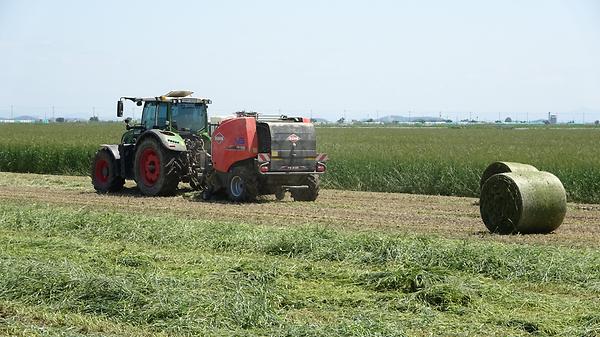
<box><xmin>10</xmin><ymin>105</ymin><xmax>13</xmax><ymax>120</ymax></box>
<box><xmin>92</xmin><ymin>106</ymin><xmax>96</xmax><ymax>117</ymax></box>
<box><xmin>52</xmin><ymin>106</ymin><xmax>55</xmax><ymax>120</ymax></box>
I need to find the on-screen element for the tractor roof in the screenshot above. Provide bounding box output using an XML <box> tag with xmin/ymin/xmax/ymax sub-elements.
<box><xmin>121</xmin><ymin>90</ymin><xmax>212</xmax><ymax>104</ymax></box>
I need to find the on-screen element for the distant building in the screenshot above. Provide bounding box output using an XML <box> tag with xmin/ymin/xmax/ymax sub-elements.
<box><xmin>0</xmin><ymin>119</ymin><xmax>35</xmax><ymax>123</ymax></box>
<box><xmin>548</xmin><ymin>112</ymin><xmax>557</xmax><ymax>124</ymax></box>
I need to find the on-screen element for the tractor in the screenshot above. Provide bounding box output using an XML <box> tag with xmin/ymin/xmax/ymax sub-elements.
<box><xmin>91</xmin><ymin>91</ymin><xmax>328</xmax><ymax>202</ymax></box>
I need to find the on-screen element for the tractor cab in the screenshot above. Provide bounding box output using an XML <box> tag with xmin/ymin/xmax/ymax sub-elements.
<box><xmin>139</xmin><ymin>100</ymin><xmax>208</xmax><ymax>133</ymax></box>
<box><xmin>117</xmin><ymin>91</ymin><xmax>211</xmax><ymax>144</ymax></box>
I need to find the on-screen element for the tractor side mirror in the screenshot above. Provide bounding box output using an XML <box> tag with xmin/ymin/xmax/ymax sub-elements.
<box><xmin>117</xmin><ymin>100</ymin><xmax>124</xmax><ymax>117</ymax></box>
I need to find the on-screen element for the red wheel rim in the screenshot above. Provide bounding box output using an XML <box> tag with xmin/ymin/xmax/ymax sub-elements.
<box><xmin>140</xmin><ymin>148</ymin><xmax>160</xmax><ymax>186</ymax></box>
<box><xmin>95</xmin><ymin>159</ymin><xmax>109</xmax><ymax>183</ymax></box>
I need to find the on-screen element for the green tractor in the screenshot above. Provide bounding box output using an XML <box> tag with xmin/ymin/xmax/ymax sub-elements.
<box><xmin>92</xmin><ymin>90</ymin><xmax>328</xmax><ymax>201</ymax></box>
<box><xmin>92</xmin><ymin>90</ymin><xmax>211</xmax><ymax>196</ymax></box>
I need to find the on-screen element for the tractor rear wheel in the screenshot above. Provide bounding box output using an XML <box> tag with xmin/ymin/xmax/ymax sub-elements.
<box><xmin>291</xmin><ymin>175</ymin><xmax>320</xmax><ymax>201</ymax></box>
<box><xmin>134</xmin><ymin>137</ymin><xmax>181</xmax><ymax>196</ymax></box>
<box><xmin>91</xmin><ymin>149</ymin><xmax>124</xmax><ymax>193</ymax></box>
<box><xmin>226</xmin><ymin>166</ymin><xmax>258</xmax><ymax>202</ymax></box>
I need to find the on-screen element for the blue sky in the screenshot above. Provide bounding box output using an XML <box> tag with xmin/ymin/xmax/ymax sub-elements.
<box><xmin>0</xmin><ymin>0</ymin><xmax>599</xmax><ymax>121</ymax></box>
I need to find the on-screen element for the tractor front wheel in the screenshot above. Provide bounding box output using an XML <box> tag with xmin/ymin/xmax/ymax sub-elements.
<box><xmin>134</xmin><ymin>138</ymin><xmax>181</xmax><ymax>196</ymax></box>
<box><xmin>226</xmin><ymin>166</ymin><xmax>258</xmax><ymax>202</ymax></box>
<box><xmin>291</xmin><ymin>175</ymin><xmax>320</xmax><ymax>201</ymax></box>
<box><xmin>91</xmin><ymin>149</ymin><xmax>124</xmax><ymax>193</ymax></box>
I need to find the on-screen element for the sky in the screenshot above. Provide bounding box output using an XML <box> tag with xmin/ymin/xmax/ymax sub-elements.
<box><xmin>0</xmin><ymin>0</ymin><xmax>599</xmax><ymax>122</ymax></box>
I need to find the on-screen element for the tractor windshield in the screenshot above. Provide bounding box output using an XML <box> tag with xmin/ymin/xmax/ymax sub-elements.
<box><xmin>171</xmin><ymin>102</ymin><xmax>207</xmax><ymax>132</ymax></box>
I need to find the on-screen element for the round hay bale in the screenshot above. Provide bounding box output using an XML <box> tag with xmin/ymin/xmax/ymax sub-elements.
<box><xmin>480</xmin><ymin>161</ymin><xmax>538</xmax><ymax>188</ymax></box>
<box><xmin>480</xmin><ymin>171</ymin><xmax>566</xmax><ymax>234</ymax></box>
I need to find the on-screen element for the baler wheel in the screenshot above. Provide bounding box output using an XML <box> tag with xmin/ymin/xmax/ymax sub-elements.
<box><xmin>275</xmin><ymin>188</ymin><xmax>286</xmax><ymax>201</ymax></box>
<box><xmin>291</xmin><ymin>175</ymin><xmax>320</xmax><ymax>201</ymax></box>
<box><xmin>91</xmin><ymin>149</ymin><xmax>124</xmax><ymax>193</ymax></box>
<box><xmin>134</xmin><ymin>138</ymin><xmax>180</xmax><ymax>196</ymax></box>
<box><xmin>226</xmin><ymin>166</ymin><xmax>258</xmax><ymax>202</ymax></box>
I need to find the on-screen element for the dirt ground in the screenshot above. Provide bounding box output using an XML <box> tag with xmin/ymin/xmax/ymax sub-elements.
<box><xmin>1</xmin><ymin>172</ymin><xmax>598</xmax><ymax>247</ymax></box>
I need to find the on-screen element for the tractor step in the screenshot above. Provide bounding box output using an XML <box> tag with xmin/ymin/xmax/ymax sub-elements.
<box><xmin>281</xmin><ymin>185</ymin><xmax>309</xmax><ymax>190</ymax></box>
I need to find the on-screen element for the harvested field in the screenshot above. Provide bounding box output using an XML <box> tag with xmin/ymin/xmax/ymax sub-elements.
<box><xmin>1</xmin><ymin>172</ymin><xmax>599</xmax><ymax>247</ymax></box>
<box><xmin>0</xmin><ymin>172</ymin><xmax>599</xmax><ymax>336</ymax></box>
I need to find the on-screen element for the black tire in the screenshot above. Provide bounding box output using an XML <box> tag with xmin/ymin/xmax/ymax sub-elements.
<box><xmin>275</xmin><ymin>188</ymin><xmax>285</xmax><ymax>201</ymax></box>
<box><xmin>291</xmin><ymin>175</ymin><xmax>320</xmax><ymax>201</ymax></box>
<box><xmin>134</xmin><ymin>137</ymin><xmax>181</xmax><ymax>196</ymax></box>
<box><xmin>201</xmin><ymin>187</ymin><xmax>213</xmax><ymax>201</ymax></box>
<box><xmin>91</xmin><ymin>149</ymin><xmax>125</xmax><ymax>193</ymax></box>
<box><xmin>226</xmin><ymin>166</ymin><xmax>258</xmax><ymax>202</ymax></box>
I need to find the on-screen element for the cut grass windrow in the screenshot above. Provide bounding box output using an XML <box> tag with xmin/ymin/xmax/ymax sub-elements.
<box><xmin>0</xmin><ymin>201</ymin><xmax>598</xmax><ymax>336</ymax></box>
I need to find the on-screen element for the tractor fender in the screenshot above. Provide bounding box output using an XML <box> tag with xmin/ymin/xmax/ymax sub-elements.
<box><xmin>136</xmin><ymin>129</ymin><xmax>187</xmax><ymax>152</ymax></box>
<box><xmin>99</xmin><ymin>144</ymin><xmax>120</xmax><ymax>160</ymax></box>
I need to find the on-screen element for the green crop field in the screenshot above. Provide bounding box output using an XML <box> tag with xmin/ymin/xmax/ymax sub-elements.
<box><xmin>1</xmin><ymin>123</ymin><xmax>600</xmax><ymax>203</ymax></box>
